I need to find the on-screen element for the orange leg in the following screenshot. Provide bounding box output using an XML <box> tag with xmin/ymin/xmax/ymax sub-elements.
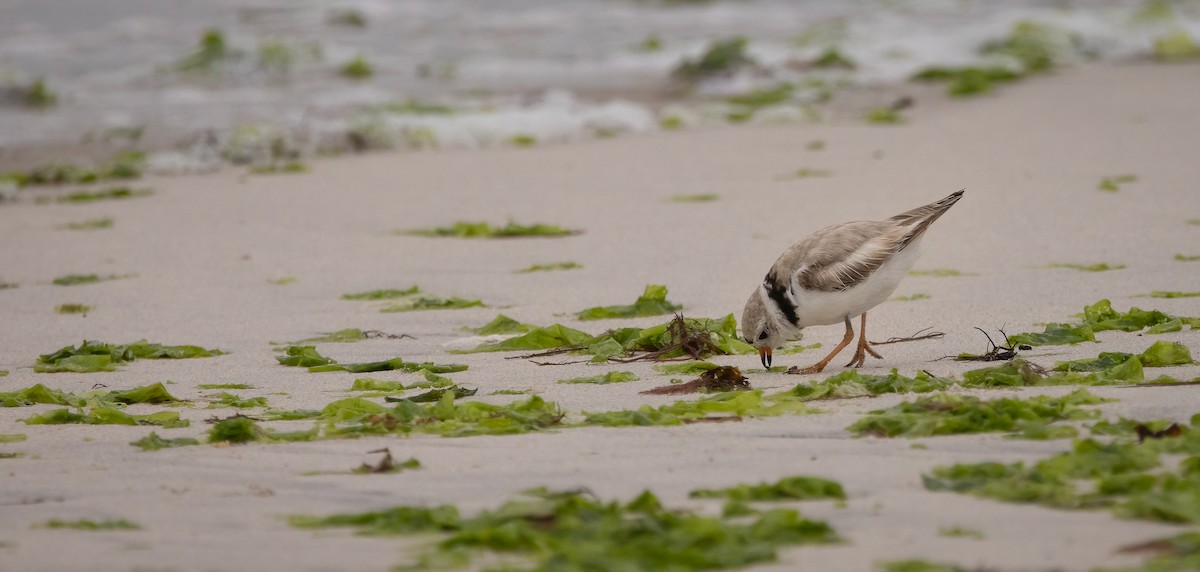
<box><xmin>787</xmin><ymin>316</ymin><xmax>854</xmax><ymax>375</ymax></box>
<box><xmin>845</xmin><ymin>313</ymin><xmax>883</xmax><ymax>367</ymax></box>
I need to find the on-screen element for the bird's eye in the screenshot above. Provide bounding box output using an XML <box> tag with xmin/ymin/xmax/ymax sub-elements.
<box><xmin>757</xmin><ymin>331</ymin><xmax>769</xmax><ymax>341</ymax></box>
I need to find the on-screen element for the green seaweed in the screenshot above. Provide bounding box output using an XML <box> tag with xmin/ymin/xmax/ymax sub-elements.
<box><xmin>577</xmin><ymin>284</ymin><xmax>681</xmax><ymax>321</ymax></box>
<box><xmin>635</xmin><ymin>34</ymin><xmax>661</xmax><ymax>52</ymax></box>
<box><xmin>290</xmin><ymin>487</ymin><xmax>836</xmax><ymax>570</ymax></box>
<box><xmin>924</xmin><ymin>430</ymin><xmax>1200</xmax><ymax>524</ymax></box>
<box><xmin>980</xmin><ymin>20</ymin><xmax>1077</xmax><ymax>73</ymax></box>
<box><xmin>558</xmin><ymin>371</ymin><xmax>639</xmax><ymax>385</ymax></box>
<box><xmin>274</xmin><ymin>328</ymin><xmax>372</xmax><ymax>347</ymax></box>
<box><xmin>42</xmin><ymin>519</ymin><xmax>141</xmax><ymax>531</ymax></box>
<box><xmin>51</xmin><ymin>186</ymin><xmax>151</xmax><ymax>204</ymax></box>
<box><xmin>690</xmin><ymin>476</ymin><xmax>845</xmax><ymax>502</ymax></box>
<box><xmin>17</xmin><ymin>78</ymin><xmax>57</xmax><ymax>108</ymax></box>
<box><xmin>60</xmin><ymin>217</ymin><xmax>113</xmax><ymax>231</ymax></box>
<box><xmin>890</xmin><ymin>293</ymin><xmax>930</xmax><ymax>302</ymax></box>
<box><xmin>515</xmin><ymin>262</ymin><xmax>581</xmax><ymax>273</ymax></box>
<box><xmin>938</xmin><ymin>526</ymin><xmax>984</xmax><ymax>540</ymax></box>
<box><xmin>322</xmin><ymin>394</ymin><xmax>563</xmax><ymax>438</ymax></box>
<box><xmin>196</xmin><ymin>383</ymin><xmax>253</xmax><ymax>390</ymax></box>
<box><xmin>250</xmin><ymin>162</ymin><xmax>308</xmax><ymax>175</ymax></box>
<box><xmin>178</xmin><ymin>28</ymin><xmax>238</xmax><ymax>72</ymax></box>
<box><xmin>1175</xmin><ymin>254</ymin><xmax>1200</xmax><ymax>262</ymax></box>
<box><xmin>0</xmin><ymin>434</ymin><xmax>27</xmax><ymax>443</ymax></box>
<box><xmin>24</xmin><ymin>408</ymin><xmax>187</xmax><ymax>428</ymax></box>
<box><xmin>208</xmin><ymin>416</ymin><xmax>316</xmax><ymax>444</ymax></box>
<box><xmin>55</xmin><ymin>303</ymin><xmax>92</xmax><ymax>314</ymax></box>
<box><xmin>341</xmin><ymin>55</ymin><xmax>373</xmax><ymax>79</ymax></box>
<box><xmin>912</xmin><ymin>66</ymin><xmax>1021</xmax><ymax>97</ymax></box>
<box><xmin>1098</xmin><ymin>174</ymin><xmax>1137</xmax><ymax>192</ymax></box>
<box><xmin>3</xmin><ymin>382</ymin><xmax>180</xmax><ymax>408</ymax></box>
<box><xmin>878</xmin><ymin>560</ymin><xmax>965</xmax><ymax>572</ymax></box>
<box><xmin>2</xmin><ymin>152</ymin><xmax>145</xmax><ymax>188</ymax></box>
<box><xmin>582</xmin><ymin>390</ymin><xmax>813</xmax><ymax>427</ymax></box>
<box><xmin>848</xmin><ymin>389</ymin><xmax>1107</xmax><ymax>438</ymax></box>
<box><xmin>276</xmin><ymin>345</ymin><xmax>335</xmax><ymax>367</ymax></box>
<box><xmin>791</xmin><ymin>369</ymin><xmax>955</xmax><ymax>401</ymax></box>
<box><xmin>302</xmin><ymin>350</ymin><xmax>468</xmax><ymax>374</ymax></box>
<box><xmin>670</xmin><ymin>193</ymin><xmax>720</xmax><ymax>203</ymax></box>
<box><xmin>380</xmin><ymin>295</ymin><xmax>484</xmax><ymax>313</ymax></box>
<box><xmin>132</xmin><ymin>432</ymin><xmax>200</xmax><ymax>451</ymax></box>
<box><xmin>342</xmin><ymin>286</ymin><xmax>420</xmax><ymax>300</ymax></box>
<box><xmin>466</xmin><ymin>314</ymin><xmax>537</xmax><ymax>335</ymax></box>
<box><xmin>1047</xmin><ymin>262</ymin><xmax>1126</xmax><ymax>272</ymax></box>
<box><xmin>402</xmin><ymin>221</ymin><xmax>579</xmax><ymax>238</ymax></box>
<box><xmin>811</xmin><ymin>48</ymin><xmax>855</xmax><ymax>69</ymax></box>
<box><xmin>673</xmin><ymin>37</ymin><xmax>754</xmax><ymax>81</ymax></box>
<box><xmin>206</xmin><ymin>392</ymin><xmax>268</xmax><ymax>409</ymax></box>
<box><xmin>866</xmin><ymin>107</ymin><xmax>902</xmax><ymax>124</ymax></box>
<box><xmin>1153</xmin><ymin>30</ymin><xmax>1200</xmax><ymax>62</ymax></box>
<box><xmin>1007</xmin><ymin>299</ymin><xmax>1196</xmax><ymax>347</ymax></box>
<box><xmin>0</xmin><ymin>384</ymin><xmax>75</xmax><ymax>407</ymax></box>
<box><xmin>388</xmin><ymin>386</ymin><xmax>477</xmax><ymax>403</ymax></box>
<box><xmin>36</xmin><ymin>340</ymin><xmax>222</xmax><ymax>373</ymax></box>
<box><xmin>1148</xmin><ymin>291</ymin><xmax>1200</xmax><ymax>298</ymax></box>
<box><xmin>52</xmin><ymin>274</ymin><xmax>107</xmax><ymax>286</ymax></box>
<box><xmin>456</xmin><ymin>323</ymin><xmax>594</xmax><ymax>353</ymax></box>
<box><xmin>774</xmin><ymin>168</ymin><xmax>832</xmax><ymax>181</ymax></box>
<box><xmin>510</xmin><ymin>134</ymin><xmax>538</xmax><ymax>147</ymax></box>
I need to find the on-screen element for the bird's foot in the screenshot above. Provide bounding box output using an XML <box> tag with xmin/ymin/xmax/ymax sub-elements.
<box><xmin>787</xmin><ymin>364</ymin><xmax>826</xmax><ymax>375</ymax></box>
<box><xmin>866</xmin><ymin>344</ymin><xmax>883</xmax><ymax>359</ymax></box>
<box><xmin>844</xmin><ymin>350</ymin><xmax>867</xmax><ymax>368</ymax></box>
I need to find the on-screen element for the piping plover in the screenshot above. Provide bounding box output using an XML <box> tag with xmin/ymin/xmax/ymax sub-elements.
<box><xmin>741</xmin><ymin>190</ymin><xmax>963</xmax><ymax>374</ymax></box>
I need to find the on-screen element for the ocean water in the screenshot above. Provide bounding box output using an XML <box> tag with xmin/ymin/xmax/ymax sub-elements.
<box><xmin>0</xmin><ymin>0</ymin><xmax>1195</xmax><ymax>169</ymax></box>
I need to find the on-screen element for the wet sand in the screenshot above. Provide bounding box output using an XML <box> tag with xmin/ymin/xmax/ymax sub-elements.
<box><xmin>1</xmin><ymin>63</ymin><xmax>1199</xmax><ymax>571</ymax></box>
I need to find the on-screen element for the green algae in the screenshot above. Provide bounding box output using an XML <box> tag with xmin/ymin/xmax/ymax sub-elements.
<box><xmin>1099</xmin><ymin>174</ymin><xmax>1137</xmax><ymax>192</ymax></box>
<box><xmin>0</xmin><ymin>384</ymin><xmax>74</xmax><ymax>407</ymax></box>
<box><xmin>196</xmin><ymin>383</ymin><xmax>253</xmax><ymax>390</ymax></box>
<box><xmin>42</xmin><ymin>519</ymin><xmax>141</xmax><ymax>531</ymax></box>
<box><xmin>55</xmin><ymin>303</ymin><xmax>91</xmax><ymax>314</ymax></box>
<box><xmin>670</xmin><ymin>193</ymin><xmax>720</xmax><ymax>203</ymax></box>
<box><xmin>388</xmin><ymin>386</ymin><xmax>477</xmax><ymax>403</ymax></box>
<box><xmin>131</xmin><ymin>432</ymin><xmax>200</xmax><ymax>451</ymax></box>
<box><xmin>980</xmin><ymin>20</ymin><xmax>1077</xmax><ymax>73</ymax></box>
<box><xmin>690</xmin><ymin>476</ymin><xmax>845</xmax><ymax>502</ymax></box>
<box><xmin>866</xmin><ymin>107</ymin><xmax>903</xmax><ymax>124</ymax></box>
<box><xmin>290</xmin><ymin>487</ymin><xmax>836</xmax><ymax>570</ymax></box>
<box><xmin>36</xmin><ymin>340</ymin><xmax>222</xmax><ymax>373</ymax></box>
<box><xmin>276</xmin><ymin>345</ymin><xmax>335</xmax><ymax>367</ymax></box>
<box><xmin>582</xmin><ymin>390</ymin><xmax>813</xmax><ymax>427</ymax></box>
<box><xmin>1111</xmin><ymin>531</ymin><xmax>1200</xmax><ymax>571</ymax></box>
<box><xmin>890</xmin><ymin>293</ymin><xmax>930</xmax><ymax>302</ymax></box>
<box><xmin>1175</xmin><ymin>254</ymin><xmax>1200</xmax><ymax>262</ymax></box>
<box><xmin>52</xmin><ymin>274</ymin><xmax>111</xmax><ymax>286</ymax></box>
<box><xmin>925</xmin><ymin>427</ymin><xmax>1200</xmax><ymax>524</ymax></box>
<box><xmin>0</xmin><ymin>434</ymin><xmax>26</xmax><ymax>443</ymax></box>
<box><xmin>1153</xmin><ymin>30</ymin><xmax>1200</xmax><ymax>62</ymax></box>
<box><xmin>577</xmin><ymin>284</ymin><xmax>681</xmax><ymax>321</ymax></box>
<box><xmin>402</xmin><ymin>221</ymin><xmax>579</xmax><ymax>238</ymax></box>
<box><xmin>465</xmin><ymin>314</ymin><xmax>537</xmax><ymax>335</ymax></box>
<box><xmin>878</xmin><ymin>560</ymin><xmax>965</xmax><ymax>572</ymax></box>
<box><xmin>177</xmin><ymin>28</ymin><xmax>237</xmax><ymax>72</ymax></box>
<box><xmin>673</xmin><ymin>37</ymin><xmax>754</xmax><ymax>81</ymax></box>
<box><xmin>790</xmin><ymin>369</ymin><xmax>956</xmax><ymax>402</ymax></box>
<box><xmin>912</xmin><ymin>66</ymin><xmax>1021</xmax><ymax>97</ymax></box>
<box><xmin>1047</xmin><ymin>262</ymin><xmax>1126</xmax><ymax>272</ymax></box>
<box><xmin>1148</xmin><ymin>291</ymin><xmax>1200</xmax><ymax>298</ymax></box>
<box><xmin>2</xmin><ymin>382</ymin><xmax>180</xmax><ymax>408</ymax></box>
<box><xmin>342</xmin><ymin>286</ymin><xmax>421</xmax><ymax>300</ymax></box>
<box><xmin>205</xmin><ymin>392</ymin><xmax>268</xmax><ymax>409</ymax></box>
<box><xmin>1007</xmin><ymin>299</ymin><xmax>1198</xmax><ymax>347</ymax></box>
<box><xmin>558</xmin><ymin>371</ymin><xmax>639</xmax><ymax>385</ymax></box>
<box><xmin>380</xmin><ymin>295</ymin><xmax>484</xmax><ymax>313</ymax></box>
<box><xmin>208</xmin><ymin>416</ymin><xmax>316</xmax><ymax>444</ymax></box>
<box><xmin>50</xmin><ymin>186</ymin><xmax>151</xmax><ymax>204</ymax></box>
<box><xmin>456</xmin><ymin>323</ymin><xmax>594</xmax><ymax>354</ymax></box>
<box><xmin>322</xmin><ymin>394</ymin><xmax>564</xmax><ymax>438</ymax></box>
<box><xmin>848</xmin><ymin>389</ymin><xmax>1107</xmax><ymax>438</ymax></box>
<box><xmin>60</xmin><ymin>217</ymin><xmax>113</xmax><ymax>231</ymax></box>
<box><xmin>273</xmin><ymin>328</ymin><xmax>374</xmax><ymax>347</ymax></box>
<box><xmin>774</xmin><ymin>168</ymin><xmax>832</xmax><ymax>181</ymax></box>
<box><xmin>515</xmin><ymin>261</ymin><xmax>581</xmax><ymax>273</ymax></box>
<box><xmin>24</xmin><ymin>408</ymin><xmax>187</xmax><ymax>428</ymax></box>
<box><xmin>938</xmin><ymin>526</ymin><xmax>984</xmax><ymax>540</ymax></box>
<box><xmin>3</xmin><ymin>152</ymin><xmax>145</xmax><ymax>187</ymax></box>
<box><xmin>812</xmin><ymin>48</ymin><xmax>855</xmax><ymax>69</ymax></box>
<box><xmin>341</xmin><ymin>55</ymin><xmax>373</xmax><ymax>79</ymax></box>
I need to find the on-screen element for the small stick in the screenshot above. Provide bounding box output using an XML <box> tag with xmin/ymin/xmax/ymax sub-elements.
<box><xmin>870</xmin><ymin>327</ymin><xmax>944</xmax><ymax>346</ymax></box>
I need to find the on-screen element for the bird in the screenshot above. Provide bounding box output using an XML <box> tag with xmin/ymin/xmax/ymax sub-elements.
<box><xmin>741</xmin><ymin>190</ymin><xmax>963</xmax><ymax>374</ymax></box>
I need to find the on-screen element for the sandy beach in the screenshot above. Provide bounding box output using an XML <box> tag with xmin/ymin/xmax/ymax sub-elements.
<box><xmin>2</xmin><ymin>62</ymin><xmax>1199</xmax><ymax>571</ymax></box>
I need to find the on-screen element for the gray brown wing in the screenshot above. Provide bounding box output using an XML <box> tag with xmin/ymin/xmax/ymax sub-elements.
<box><xmin>768</xmin><ymin>221</ymin><xmax>902</xmax><ymax>293</ymax></box>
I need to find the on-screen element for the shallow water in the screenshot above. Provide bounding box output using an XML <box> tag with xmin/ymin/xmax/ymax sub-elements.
<box><xmin>0</xmin><ymin>0</ymin><xmax>1195</xmax><ymax>163</ymax></box>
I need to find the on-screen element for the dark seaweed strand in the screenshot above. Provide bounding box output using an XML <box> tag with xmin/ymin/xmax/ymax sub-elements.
<box><xmin>764</xmin><ymin>272</ymin><xmax>800</xmax><ymax>326</ymax></box>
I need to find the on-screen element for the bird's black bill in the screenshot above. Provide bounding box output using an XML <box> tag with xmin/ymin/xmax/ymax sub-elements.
<box><xmin>760</xmin><ymin>351</ymin><xmax>772</xmax><ymax>368</ymax></box>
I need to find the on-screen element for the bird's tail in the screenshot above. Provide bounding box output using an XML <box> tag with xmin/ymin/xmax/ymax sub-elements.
<box><xmin>891</xmin><ymin>189</ymin><xmax>964</xmax><ymax>250</ymax></box>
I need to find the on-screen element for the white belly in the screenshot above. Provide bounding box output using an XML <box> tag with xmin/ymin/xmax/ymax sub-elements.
<box><xmin>793</xmin><ymin>241</ymin><xmax>922</xmax><ymax>327</ymax></box>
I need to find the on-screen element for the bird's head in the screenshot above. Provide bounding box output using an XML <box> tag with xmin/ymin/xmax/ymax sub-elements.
<box><xmin>742</xmin><ymin>288</ymin><xmax>789</xmax><ymax>368</ymax></box>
